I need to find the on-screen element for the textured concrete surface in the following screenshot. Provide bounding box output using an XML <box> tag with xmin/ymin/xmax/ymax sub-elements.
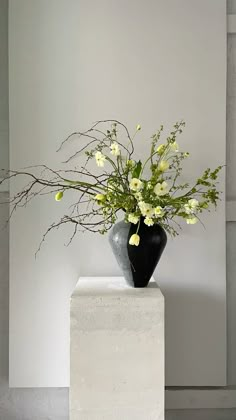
<box><xmin>70</xmin><ymin>277</ymin><xmax>164</xmax><ymax>420</ymax></box>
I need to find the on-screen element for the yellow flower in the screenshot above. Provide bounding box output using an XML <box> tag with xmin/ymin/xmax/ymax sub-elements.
<box><xmin>186</xmin><ymin>216</ymin><xmax>198</xmax><ymax>224</ymax></box>
<box><xmin>110</xmin><ymin>142</ymin><xmax>120</xmax><ymax>156</ymax></box>
<box><xmin>55</xmin><ymin>191</ymin><xmax>63</xmax><ymax>201</ymax></box>
<box><xmin>128</xmin><ymin>214</ymin><xmax>139</xmax><ymax>224</ymax></box>
<box><xmin>136</xmin><ymin>124</ymin><xmax>141</xmax><ymax>131</ymax></box>
<box><xmin>130</xmin><ymin>178</ymin><xmax>143</xmax><ymax>191</ymax></box>
<box><xmin>170</xmin><ymin>141</ymin><xmax>179</xmax><ymax>152</ymax></box>
<box><xmin>158</xmin><ymin>160</ymin><xmax>169</xmax><ymax>172</ymax></box>
<box><xmin>95</xmin><ymin>151</ymin><xmax>106</xmax><ymax>167</ymax></box>
<box><xmin>154</xmin><ymin>206</ymin><xmax>164</xmax><ymax>217</ymax></box>
<box><xmin>157</xmin><ymin>144</ymin><xmax>165</xmax><ymax>155</ymax></box>
<box><xmin>144</xmin><ymin>217</ymin><xmax>154</xmax><ymax>226</ymax></box>
<box><xmin>129</xmin><ymin>233</ymin><xmax>140</xmax><ymax>246</ymax></box>
<box><xmin>154</xmin><ymin>181</ymin><xmax>169</xmax><ymax>196</ymax></box>
<box><xmin>138</xmin><ymin>201</ymin><xmax>154</xmax><ymax>217</ymax></box>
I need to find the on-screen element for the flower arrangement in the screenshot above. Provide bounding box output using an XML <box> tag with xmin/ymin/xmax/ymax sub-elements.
<box><xmin>2</xmin><ymin>120</ymin><xmax>222</xmax><ymax>249</ymax></box>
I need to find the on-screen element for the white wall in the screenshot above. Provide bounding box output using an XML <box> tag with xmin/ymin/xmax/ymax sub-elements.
<box><xmin>8</xmin><ymin>0</ymin><xmax>226</xmax><ymax>388</ymax></box>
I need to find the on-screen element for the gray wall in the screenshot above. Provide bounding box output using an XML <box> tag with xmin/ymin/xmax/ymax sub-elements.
<box><xmin>0</xmin><ymin>0</ymin><xmax>235</xmax><ymax>418</ymax></box>
<box><xmin>0</xmin><ymin>201</ymin><xmax>68</xmax><ymax>419</ymax></box>
<box><xmin>8</xmin><ymin>0</ymin><xmax>227</xmax><ymax>389</ymax></box>
<box><xmin>0</xmin><ymin>0</ymin><xmax>9</xmax><ymax>176</ymax></box>
<box><xmin>227</xmin><ymin>19</ymin><xmax>236</xmax><ymax>386</ymax></box>
<box><xmin>0</xmin><ymin>1</ymin><xmax>69</xmax><ymax>418</ymax></box>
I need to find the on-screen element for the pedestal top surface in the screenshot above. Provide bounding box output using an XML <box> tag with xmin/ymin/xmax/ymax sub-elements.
<box><xmin>71</xmin><ymin>277</ymin><xmax>163</xmax><ymax>299</ymax></box>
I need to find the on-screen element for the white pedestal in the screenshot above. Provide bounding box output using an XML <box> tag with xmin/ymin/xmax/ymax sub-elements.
<box><xmin>70</xmin><ymin>277</ymin><xmax>165</xmax><ymax>420</ymax></box>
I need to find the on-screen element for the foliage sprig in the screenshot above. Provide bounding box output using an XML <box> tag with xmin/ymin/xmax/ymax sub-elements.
<box><xmin>1</xmin><ymin>120</ymin><xmax>223</xmax><ymax>248</ymax></box>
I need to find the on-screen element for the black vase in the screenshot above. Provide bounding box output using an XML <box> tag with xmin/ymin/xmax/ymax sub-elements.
<box><xmin>109</xmin><ymin>219</ymin><xmax>167</xmax><ymax>288</ymax></box>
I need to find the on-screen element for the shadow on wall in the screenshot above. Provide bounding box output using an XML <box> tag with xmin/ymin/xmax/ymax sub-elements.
<box><xmin>0</xmin><ymin>195</ymin><xmax>69</xmax><ymax>420</ymax></box>
<box><xmin>163</xmin><ymin>285</ymin><xmax>226</xmax><ymax>385</ymax></box>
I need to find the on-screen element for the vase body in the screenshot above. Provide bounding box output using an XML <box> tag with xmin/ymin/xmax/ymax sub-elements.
<box><xmin>109</xmin><ymin>219</ymin><xmax>167</xmax><ymax>287</ymax></box>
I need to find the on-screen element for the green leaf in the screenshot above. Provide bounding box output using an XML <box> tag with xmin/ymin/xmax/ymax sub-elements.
<box><xmin>132</xmin><ymin>160</ymin><xmax>142</xmax><ymax>178</ymax></box>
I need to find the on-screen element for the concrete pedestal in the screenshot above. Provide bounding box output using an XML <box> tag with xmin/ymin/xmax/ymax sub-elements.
<box><xmin>70</xmin><ymin>277</ymin><xmax>165</xmax><ymax>420</ymax></box>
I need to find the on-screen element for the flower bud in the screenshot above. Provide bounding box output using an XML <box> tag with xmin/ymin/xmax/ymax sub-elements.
<box><xmin>158</xmin><ymin>160</ymin><xmax>169</xmax><ymax>172</ymax></box>
<box><xmin>129</xmin><ymin>233</ymin><xmax>140</xmax><ymax>246</ymax></box>
<box><xmin>157</xmin><ymin>144</ymin><xmax>165</xmax><ymax>155</ymax></box>
<box><xmin>55</xmin><ymin>191</ymin><xmax>64</xmax><ymax>201</ymax></box>
<box><xmin>95</xmin><ymin>194</ymin><xmax>106</xmax><ymax>203</ymax></box>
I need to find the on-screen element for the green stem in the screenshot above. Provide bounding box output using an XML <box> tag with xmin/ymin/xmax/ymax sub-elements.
<box><xmin>136</xmin><ymin>218</ymin><xmax>141</xmax><ymax>234</ymax></box>
<box><xmin>140</xmin><ymin>150</ymin><xmax>159</xmax><ymax>176</ymax></box>
<box><xmin>64</xmin><ymin>179</ymin><xmax>106</xmax><ymax>193</ymax></box>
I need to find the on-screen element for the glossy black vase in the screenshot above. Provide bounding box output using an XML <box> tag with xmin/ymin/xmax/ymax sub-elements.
<box><xmin>109</xmin><ymin>219</ymin><xmax>167</xmax><ymax>288</ymax></box>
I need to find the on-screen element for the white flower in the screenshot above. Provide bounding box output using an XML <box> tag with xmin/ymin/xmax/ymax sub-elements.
<box><xmin>157</xmin><ymin>144</ymin><xmax>165</xmax><ymax>155</ymax></box>
<box><xmin>135</xmin><ymin>192</ymin><xmax>143</xmax><ymax>201</ymax></box>
<box><xmin>184</xmin><ymin>205</ymin><xmax>192</xmax><ymax>214</ymax></box>
<box><xmin>130</xmin><ymin>178</ymin><xmax>143</xmax><ymax>191</ymax></box>
<box><xmin>154</xmin><ymin>206</ymin><xmax>164</xmax><ymax>218</ymax></box>
<box><xmin>138</xmin><ymin>201</ymin><xmax>154</xmax><ymax>217</ymax></box>
<box><xmin>158</xmin><ymin>160</ymin><xmax>169</xmax><ymax>172</ymax></box>
<box><xmin>154</xmin><ymin>181</ymin><xmax>170</xmax><ymax>196</ymax></box>
<box><xmin>129</xmin><ymin>233</ymin><xmax>140</xmax><ymax>246</ymax></box>
<box><xmin>95</xmin><ymin>151</ymin><xmax>106</xmax><ymax>167</ymax></box>
<box><xmin>184</xmin><ymin>198</ymin><xmax>199</xmax><ymax>215</ymax></box>
<box><xmin>144</xmin><ymin>217</ymin><xmax>154</xmax><ymax>226</ymax></box>
<box><xmin>189</xmin><ymin>198</ymin><xmax>199</xmax><ymax>208</ymax></box>
<box><xmin>128</xmin><ymin>213</ymin><xmax>139</xmax><ymax>224</ymax></box>
<box><xmin>170</xmin><ymin>141</ymin><xmax>179</xmax><ymax>152</ymax></box>
<box><xmin>186</xmin><ymin>215</ymin><xmax>198</xmax><ymax>225</ymax></box>
<box><xmin>110</xmin><ymin>142</ymin><xmax>120</xmax><ymax>156</ymax></box>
